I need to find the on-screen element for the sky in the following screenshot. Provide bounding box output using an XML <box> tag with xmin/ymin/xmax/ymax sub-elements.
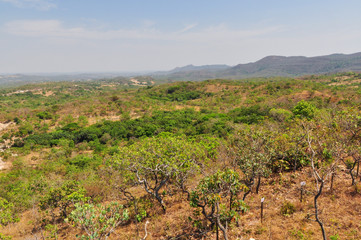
<box><xmin>1</xmin><ymin>0</ymin><xmax>361</xmax><ymax>73</ymax></box>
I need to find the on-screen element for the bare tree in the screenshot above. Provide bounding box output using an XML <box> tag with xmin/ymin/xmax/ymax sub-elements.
<box><xmin>304</xmin><ymin>121</ymin><xmax>339</xmax><ymax>240</ymax></box>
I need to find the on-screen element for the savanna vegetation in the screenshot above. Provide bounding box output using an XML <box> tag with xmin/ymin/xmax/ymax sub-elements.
<box><xmin>0</xmin><ymin>73</ymin><xmax>361</xmax><ymax>239</ymax></box>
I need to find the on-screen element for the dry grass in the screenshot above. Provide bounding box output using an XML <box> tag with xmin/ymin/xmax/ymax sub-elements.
<box><xmin>3</xmin><ymin>166</ymin><xmax>361</xmax><ymax>240</ymax></box>
<box><xmin>204</xmin><ymin>84</ymin><xmax>242</xmax><ymax>93</ymax></box>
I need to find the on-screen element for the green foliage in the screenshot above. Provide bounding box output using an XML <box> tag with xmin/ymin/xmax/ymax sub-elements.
<box><xmin>0</xmin><ymin>197</ymin><xmax>19</xmax><ymax>227</ymax></box>
<box><xmin>330</xmin><ymin>234</ymin><xmax>339</xmax><ymax>240</ymax></box>
<box><xmin>60</xmin><ymin>115</ymin><xmax>75</xmax><ymax>126</ymax></box>
<box><xmin>67</xmin><ymin>202</ymin><xmax>129</xmax><ymax>240</ymax></box>
<box><xmin>229</xmin><ymin>105</ymin><xmax>269</xmax><ymax>124</ymax></box>
<box><xmin>39</xmin><ymin>181</ymin><xmax>89</xmax><ymax>220</ymax></box>
<box><xmin>13</xmin><ymin>117</ymin><xmax>21</xmax><ymax>124</ymax></box>
<box><xmin>289</xmin><ymin>228</ymin><xmax>314</xmax><ymax>240</ymax></box>
<box><xmin>0</xmin><ymin>164</ymin><xmax>43</xmax><ymax>211</ymax></box>
<box><xmin>112</xmin><ymin>134</ymin><xmax>210</xmax><ymax>211</ymax></box>
<box><xmin>191</xmin><ymin>169</ymin><xmax>246</xmax><ymax>205</ymax></box>
<box><xmin>269</xmin><ymin>108</ymin><xmax>293</xmax><ymax>122</ymax></box>
<box><xmin>17</xmin><ymin>122</ymin><xmax>34</xmax><ymax>136</ymax></box>
<box><xmin>44</xmin><ymin>224</ymin><xmax>59</xmax><ymax>239</ymax></box>
<box><xmin>292</xmin><ymin>100</ymin><xmax>317</xmax><ymax>119</ymax></box>
<box><xmin>22</xmin><ymin>108</ymin><xmax>234</xmax><ymax>148</ymax></box>
<box><xmin>116</xmin><ymin>134</ymin><xmax>208</xmax><ymax>181</ymax></box>
<box><xmin>66</xmin><ymin>155</ymin><xmax>102</xmax><ymax>174</ymax></box>
<box><xmin>62</xmin><ymin>122</ymin><xmax>81</xmax><ymax>132</ymax></box>
<box><xmin>0</xmin><ymin>233</ymin><xmax>12</xmax><ymax>240</ymax></box>
<box><xmin>235</xmin><ymin>128</ymin><xmax>273</xmax><ymax>180</ymax></box>
<box><xmin>36</xmin><ymin>111</ymin><xmax>53</xmax><ymax>120</ymax></box>
<box><xmin>148</xmin><ymin>82</ymin><xmax>202</xmax><ymax>101</ymax></box>
<box><xmin>269</xmin><ymin>126</ymin><xmax>309</xmax><ymax>172</ymax></box>
<box><xmin>190</xmin><ymin>169</ymin><xmax>248</xmax><ymax>228</ymax></box>
<box><xmin>77</xmin><ymin>115</ymin><xmax>89</xmax><ymax>127</ymax></box>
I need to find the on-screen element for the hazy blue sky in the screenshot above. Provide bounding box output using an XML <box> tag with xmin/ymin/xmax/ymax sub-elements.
<box><xmin>1</xmin><ymin>0</ymin><xmax>361</xmax><ymax>73</ymax></box>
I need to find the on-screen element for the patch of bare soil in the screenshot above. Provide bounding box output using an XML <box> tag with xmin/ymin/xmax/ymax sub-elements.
<box><xmin>204</xmin><ymin>84</ymin><xmax>241</xmax><ymax>93</ymax></box>
<box><xmin>0</xmin><ymin>122</ymin><xmax>14</xmax><ymax>132</ymax></box>
<box><xmin>175</xmin><ymin>105</ymin><xmax>201</xmax><ymax>111</ymax></box>
<box><xmin>44</xmin><ymin>91</ymin><xmax>54</xmax><ymax>96</ymax></box>
<box><xmin>278</xmin><ymin>90</ymin><xmax>336</xmax><ymax>103</ymax></box>
<box><xmin>87</xmin><ymin>115</ymin><xmax>122</xmax><ymax>125</ymax></box>
<box><xmin>0</xmin><ymin>158</ymin><xmax>12</xmax><ymax>170</ymax></box>
<box><xmin>329</xmin><ymin>79</ymin><xmax>361</xmax><ymax>86</ymax></box>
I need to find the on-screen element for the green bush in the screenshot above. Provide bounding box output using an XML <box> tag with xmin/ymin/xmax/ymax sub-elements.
<box><xmin>269</xmin><ymin>108</ymin><xmax>293</xmax><ymax>122</ymax></box>
<box><xmin>229</xmin><ymin>105</ymin><xmax>269</xmax><ymax>124</ymax></box>
<box><xmin>280</xmin><ymin>201</ymin><xmax>296</xmax><ymax>216</ymax></box>
<box><xmin>148</xmin><ymin>83</ymin><xmax>202</xmax><ymax>101</ymax></box>
<box><xmin>292</xmin><ymin>100</ymin><xmax>317</xmax><ymax>119</ymax></box>
<box><xmin>36</xmin><ymin>111</ymin><xmax>53</xmax><ymax>120</ymax></box>
<box><xmin>0</xmin><ymin>197</ymin><xmax>19</xmax><ymax>227</ymax></box>
<box><xmin>67</xmin><ymin>202</ymin><xmax>129</xmax><ymax>240</ymax></box>
<box><xmin>39</xmin><ymin>181</ymin><xmax>89</xmax><ymax>221</ymax></box>
<box><xmin>330</xmin><ymin>234</ymin><xmax>339</xmax><ymax>240</ymax></box>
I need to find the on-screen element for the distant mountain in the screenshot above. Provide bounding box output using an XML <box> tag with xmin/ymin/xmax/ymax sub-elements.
<box><xmin>168</xmin><ymin>64</ymin><xmax>230</xmax><ymax>73</ymax></box>
<box><xmin>150</xmin><ymin>52</ymin><xmax>361</xmax><ymax>81</ymax></box>
<box><xmin>223</xmin><ymin>52</ymin><xmax>361</xmax><ymax>78</ymax></box>
<box><xmin>151</xmin><ymin>64</ymin><xmax>230</xmax><ymax>81</ymax></box>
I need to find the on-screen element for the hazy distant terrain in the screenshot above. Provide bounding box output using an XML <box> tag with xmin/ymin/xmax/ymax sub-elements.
<box><xmin>2</xmin><ymin>52</ymin><xmax>361</xmax><ymax>87</ymax></box>
<box><xmin>154</xmin><ymin>52</ymin><xmax>361</xmax><ymax>81</ymax></box>
<box><xmin>0</xmin><ymin>72</ymin><xmax>152</xmax><ymax>88</ymax></box>
<box><xmin>224</xmin><ymin>52</ymin><xmax>361</xmax><ymax>78</ymax></box>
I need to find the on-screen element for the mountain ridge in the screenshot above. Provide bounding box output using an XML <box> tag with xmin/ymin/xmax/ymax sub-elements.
<box><xmin>153</xmin><ymin>52</ymin><xmax>361</xmax><ymax>81</ymax></box>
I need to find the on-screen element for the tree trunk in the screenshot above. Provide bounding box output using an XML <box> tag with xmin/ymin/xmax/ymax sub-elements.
<box><xmin>330</xmin><ymin>172</ymin><xmax>334</xmax><ymax>193</ymax></box>
<box><xmin>229</xmin><ymin>193</ymin><xmax>233</xmax><ymax>211</ymax></box>
<box><xmin>216</xmin><ymin>202</ymin><xmax>228</xmax><ymax>240</ymax></box>
<box><xmin>243</xmin><ymin>189</ymin><xmax>251</xmax><ymax>201</ymax></box>
<box><xmin>134</xmin><ymin>198</ymin><xmax>140</xmax><ymax>238</ymax></box>
<box><xmin>350</xmin><ymin>161</ymin><xmax>357</xmax><ymax>186</ymax></box>
<box><xmin>256</xmin><ymin>175</ymin><xmax>261</xmax><ymax>194</ymax></box>
<box><xmin>314</xmin><ymin>181</ymin><xmax>327</xmax><ymax>240</ymax></box>
<box><xmin>216</xmin><ymin>223</ymin><xmax>219</xmax><ymax>240</ymax></box>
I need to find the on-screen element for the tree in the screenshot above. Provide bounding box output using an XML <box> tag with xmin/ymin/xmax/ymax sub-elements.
<box><xmin>303</xmin><ymin>120</ymin><xmax>339</xmax><ymax>240</ymax></box>
<box><xmin>112</xmin><ymin>134</ymin><xmax>209</xmax><ymax>212</ymax></box>
<box><xmin>39</xmin><ymin>181</ymin><xmax>89</xmax><ymax>222</ymax></box>
<box><xmin>334</xmin><ymin>108</ymin><xmax>361</xmax><ymax>185</ymax></box>
<box><xmin>233</xmin><ymin>127</ymin><xmax>273</xmax><ymax>197</ymax></box>
<box><xmin>190</xmin><ymin>169</ymin><xmax>248</xmax><ymax>240</ymax></box>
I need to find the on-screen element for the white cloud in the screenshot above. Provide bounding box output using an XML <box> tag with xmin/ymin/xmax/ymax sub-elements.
<box><xmin>177</xmin><ymin>23</ymin><xmax>198</xmax><ymax>33</ymax></box>
<box><xmin>1</xmin><ymin>0</ymin><xmax>56</xmax><ymax>10</ymax></box>
<box><xmin>3</xmin><ymin>19</ymin><xmax>284</xmax><ymax>42</ymax></box>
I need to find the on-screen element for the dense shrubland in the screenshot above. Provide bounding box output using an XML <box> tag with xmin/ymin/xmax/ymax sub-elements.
<box><xmin>0</xmin><ymin>74</ymin><xmax>361</xmax><ymax>239</ymax></box>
